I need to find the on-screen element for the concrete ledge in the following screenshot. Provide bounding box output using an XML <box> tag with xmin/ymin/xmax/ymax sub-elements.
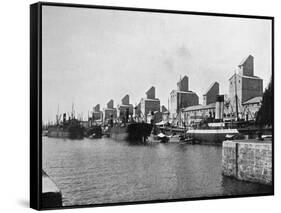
<box><xmin>222</xmin><ymin>139</ymin><xmax>272</xmax><ymax>185</ymax></box>
<box><xmin>42</xmin><ymin>170</ymin><xmax>62</xmax><ymax>208</ymax></box>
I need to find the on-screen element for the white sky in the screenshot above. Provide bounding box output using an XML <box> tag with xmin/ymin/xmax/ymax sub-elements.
<box><xmin>42</xmin><ymin>5</ymin><xmax>272</xmax><ymax>123</ymax></box>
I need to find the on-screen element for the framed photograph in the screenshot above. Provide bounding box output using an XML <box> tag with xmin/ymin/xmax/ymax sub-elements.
<box><xmin>30</xmin><ymin>2</ymin><xmax>274</xmax><ymax>210</ymax></box>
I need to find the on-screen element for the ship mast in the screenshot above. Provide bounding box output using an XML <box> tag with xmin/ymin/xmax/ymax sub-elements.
<box><xmin>71</xmin><ymin>102</ymin><xmax>75</xmax><ymax>119</ymax></box>
<box><xmin>179</xmin><ymin>75</ymin><xmax>182</xmax><ymax>126</ymax></box>
<box><xmin>56</xmin><ymin>104</ymin><xmax>60</xmax><ymax>125</ymax></box>
<box><xmin>234</xmin><ymin>70</ymin><xmax>239</xmax><ymax>121</ymax></box>
<box><xmin>168</xmin><ymin>97</ymin><xmax>170</xmax><ymax>123</ymax></box>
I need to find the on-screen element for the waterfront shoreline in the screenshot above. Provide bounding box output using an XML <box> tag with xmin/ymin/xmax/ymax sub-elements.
<box><xmin>222</xmin><ymin>139</ymin><xmax>272</xmax><ymax>185</ymax></box>
<box><xmin>43</xmin><ymin>137</ymin><xmax>272</xmax><ymax>207</ymax></box>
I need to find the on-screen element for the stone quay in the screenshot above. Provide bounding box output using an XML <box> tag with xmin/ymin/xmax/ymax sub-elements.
<box><xmin>222</xmin><ymin>139</ymin><xmax>272</xmax><ymax>185</ymax></box>
<box><xmin>42</xmin><ymin>170</ymin><xmax>62</xmax><ymax>208</ymax></box>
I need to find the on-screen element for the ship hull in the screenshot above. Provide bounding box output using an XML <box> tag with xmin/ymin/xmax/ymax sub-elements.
<box><xmin>47</xmin><ymin>128</ymin><xmax>70</xmax><ymax>138</ymax></box>
<box><xmin>86</xmin><ymin>126</ymin><xmax>103</xmax><ymax>139</ymax></box>
<box><xmin>110</xmin><ymin>123</ymin><xmax>152</xmax><ymax>142</ymax></box>
<box><xmin>47</xmin><ymin>127</ymin><xmax>84</xmax><ymax>139</ymax></box>
<box><xmin>186</xmin><ymin>129</ymin><xmax>239</xmax><ymax>143</ymax></box>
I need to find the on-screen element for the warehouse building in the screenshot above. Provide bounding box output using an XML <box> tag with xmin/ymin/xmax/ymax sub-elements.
<box><xmin>242</xmin><ymin>96</ymin><xmax>262</xmax><ymax>121</ymax></box>
<box><xmin>103</xmin><ymin>99</ymin><xmax>117</xmax><ymax>122</ymax></box>
<box><xmin>169</xmin><ymin>76</ymin><xmax>199</xmax><ymax>123</ymax></box>
<box><xmin>139</xmin><ymin>86</ymin><xmax>161</xmax><ymax>121</ymax></box>
<box><xmin>229</xmin><ymin>55</ymin><xmax>263</xmax><ymax>118</ymax></box>
<box><xmin>117</xmin><ymin>94</ymin><xmax>134</xmax><ymax>122</ymax></box>
<box><xmin>92</xmin><ymin>104</ymin><xmax>103</xmax><ymax>121</ymax></box>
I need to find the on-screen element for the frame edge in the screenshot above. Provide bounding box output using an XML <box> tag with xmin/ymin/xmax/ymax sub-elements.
<box><xmin>30</xmin><ymin>2</ymin><xmax>42</xmax><ymax>210</ymax></box>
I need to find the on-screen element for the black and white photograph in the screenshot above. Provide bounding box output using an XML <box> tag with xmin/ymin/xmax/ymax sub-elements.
<box><xmin>31</xmin><ymin>2</ymin><xmax>273</xmax><ymax>210</ymax></box>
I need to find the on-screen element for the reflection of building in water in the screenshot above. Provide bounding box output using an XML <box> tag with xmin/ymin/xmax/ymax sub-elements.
<box><xmin>139</xmin><ymin>86</ymin><xmax>160</xmax><ymax>122</ymax></box>
<box><xmin>169</xmin><ymin>76</ymin><xmax>199</xmax><ymax>123</ymax></box>
<box><xmin>117</xmin><ymin>94</ymin><xmax>134</xmax><ymax>122</ymax></box>
<box><xmin>103</xmin><ymin>99</ymin><xmax>117</xmax><ymax>122</ymax></box>
<box><xmin>228</xmin><ymin>55</ymin><xmax>263</xmax><ymax>119</ymax></box>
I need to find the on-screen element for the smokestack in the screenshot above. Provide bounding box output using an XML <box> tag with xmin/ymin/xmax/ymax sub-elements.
<box><xmin>215</xmin><ymin>95</ymin><xmax>224</xmax><ymax>120</ymax></box>
<box><xmin>63</xmin><ymin>113</ymin><xmax>66</xmax><ymax>123</ymax></box>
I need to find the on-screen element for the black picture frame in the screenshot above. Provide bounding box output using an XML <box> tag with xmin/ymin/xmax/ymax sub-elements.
<box><xmin>30</xmin><ymin>2</ymin><xmax>274</xmax><ymax>210</ymax></box>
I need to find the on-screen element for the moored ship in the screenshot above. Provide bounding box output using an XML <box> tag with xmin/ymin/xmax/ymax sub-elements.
<box><xmin>184</xmin><ymin>95</ymin><xmax>240</xmax><ymax>144</ymax></box>
<box><xmin>85</xmin><ymin>125</ymin><xmax>103</xmax><ymax>139</ymax></box>
<box><xmin>110</xmin><ymin>122</ymin><xmax>152</xmax><ymax>142</ymax></box>
<box><xmin>47</xmin><ymin>113</ymin><xmax>84</xmax><ymax>139</ymax></box>
<box><xmin>186</xmin><ymin>127</ymin><xmax>239</xmax><ymax>143</ymax></box>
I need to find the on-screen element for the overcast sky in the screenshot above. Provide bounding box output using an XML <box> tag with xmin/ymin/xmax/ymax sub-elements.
<box><xmin>42</xmin><ymin>5</ymin><xmax>272</xmax><ymax>123</ymax></box>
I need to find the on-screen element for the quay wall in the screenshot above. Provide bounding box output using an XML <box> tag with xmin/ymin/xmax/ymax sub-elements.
<box><xmin>222</xmin><ymin>140</ymin><xmax>272</xmax><ymax>185</ymax></box>
<box><xmin>42</xmin><ymin>170</ymin><xmax>62</xmax><ymax>208</ymax></box>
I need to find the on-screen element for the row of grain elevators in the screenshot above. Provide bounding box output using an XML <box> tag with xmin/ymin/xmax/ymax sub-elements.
<box><xmin>85</xmin><ymin>55</ymin><xmax>264</xmax><ymax>129</ymax></box>
<box><xmin>51</xmin><ymin>55</ymin><xmax>264</xmax><ymax>129</ymax></box>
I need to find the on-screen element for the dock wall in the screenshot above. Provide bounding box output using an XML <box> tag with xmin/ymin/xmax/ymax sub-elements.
<box><xmin>222</xmin><ymin>140</ymin><xmax>272</xmax><ymax>185</ymax></box>
<box><xmin>42</xmin><ymin>170</ymin><xmax>62</xmax><ymax>208</ymax></box>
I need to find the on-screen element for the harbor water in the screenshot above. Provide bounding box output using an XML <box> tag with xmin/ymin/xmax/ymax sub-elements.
<box><xmin>43</xmin><ymin>137</ymin><xmax>272</xmax><ymax>206</ymax></box>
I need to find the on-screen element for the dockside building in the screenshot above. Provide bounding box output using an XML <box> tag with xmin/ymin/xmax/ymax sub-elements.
<box><xmin>229</xmin><ymin>55</ymin><xmax>263</xmax><ymax>118</ymax></box>
<box><xmin>182</xmin><ymin>103</ymin><xmax>216</xmax><ymax>125</ymax></box>
<box><xmin>242</xmin><ymin>96</ymin><xmax>262</xmax><ymax>121</ymax></box>
<box><xmin>181</xmin><ymin>82</ymin><xmax>219</xmax><ymax>125</ymax></box>
<box><xmin>139</xmin><ymin>86</ymin><xmax>161</xmax><ymax>122</ymax></box>
<box><xmin>117</xmin><ymin>94</ymin><xmax>134</xmax><ymax>122</ymax></box>
<box><xmin>203</xmin><ymin>82</ymin><xmax>219</xmax><ymax>106</ymax></box>
<box><xmin>169</xmin><ymin>76</ymin><xmax>199</xmax><ymax>123</ymax></box>
<box><xmin>103</xmin><ymin>99</ymin><xmax>117</xmax><ymax>122</ymax></box>
<box><xmin>92</xmin><ymin>104</ymin><xmax>103</xmax><ymax>121</ymax></box>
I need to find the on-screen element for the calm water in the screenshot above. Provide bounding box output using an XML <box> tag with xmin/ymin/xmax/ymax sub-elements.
<box><xmin>43</xmin><ymin>137</ymin><xmax>272</xmax><ymax>206</ymax></box>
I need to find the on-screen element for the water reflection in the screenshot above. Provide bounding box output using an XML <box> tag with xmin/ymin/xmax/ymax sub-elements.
<box><xmin>43</xmin><ymin>137</ymin><xmax>272</xmax><ymax>206</ymax></box>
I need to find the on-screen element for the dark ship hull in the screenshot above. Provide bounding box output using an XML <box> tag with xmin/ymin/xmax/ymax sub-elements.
<box><xmin>85</xmin><ymin>126</ymin><xmax>103</xmax><ymax>139</ymax></box>
<box><xmin>110</xmin><ymin>123</ymin><xmax>153</xmax><ymax>142</ymax></box>
<box><xmin>47</xmin><ymin>125</ymin><xmax>84</xmax><ymax>139</ymax></box>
